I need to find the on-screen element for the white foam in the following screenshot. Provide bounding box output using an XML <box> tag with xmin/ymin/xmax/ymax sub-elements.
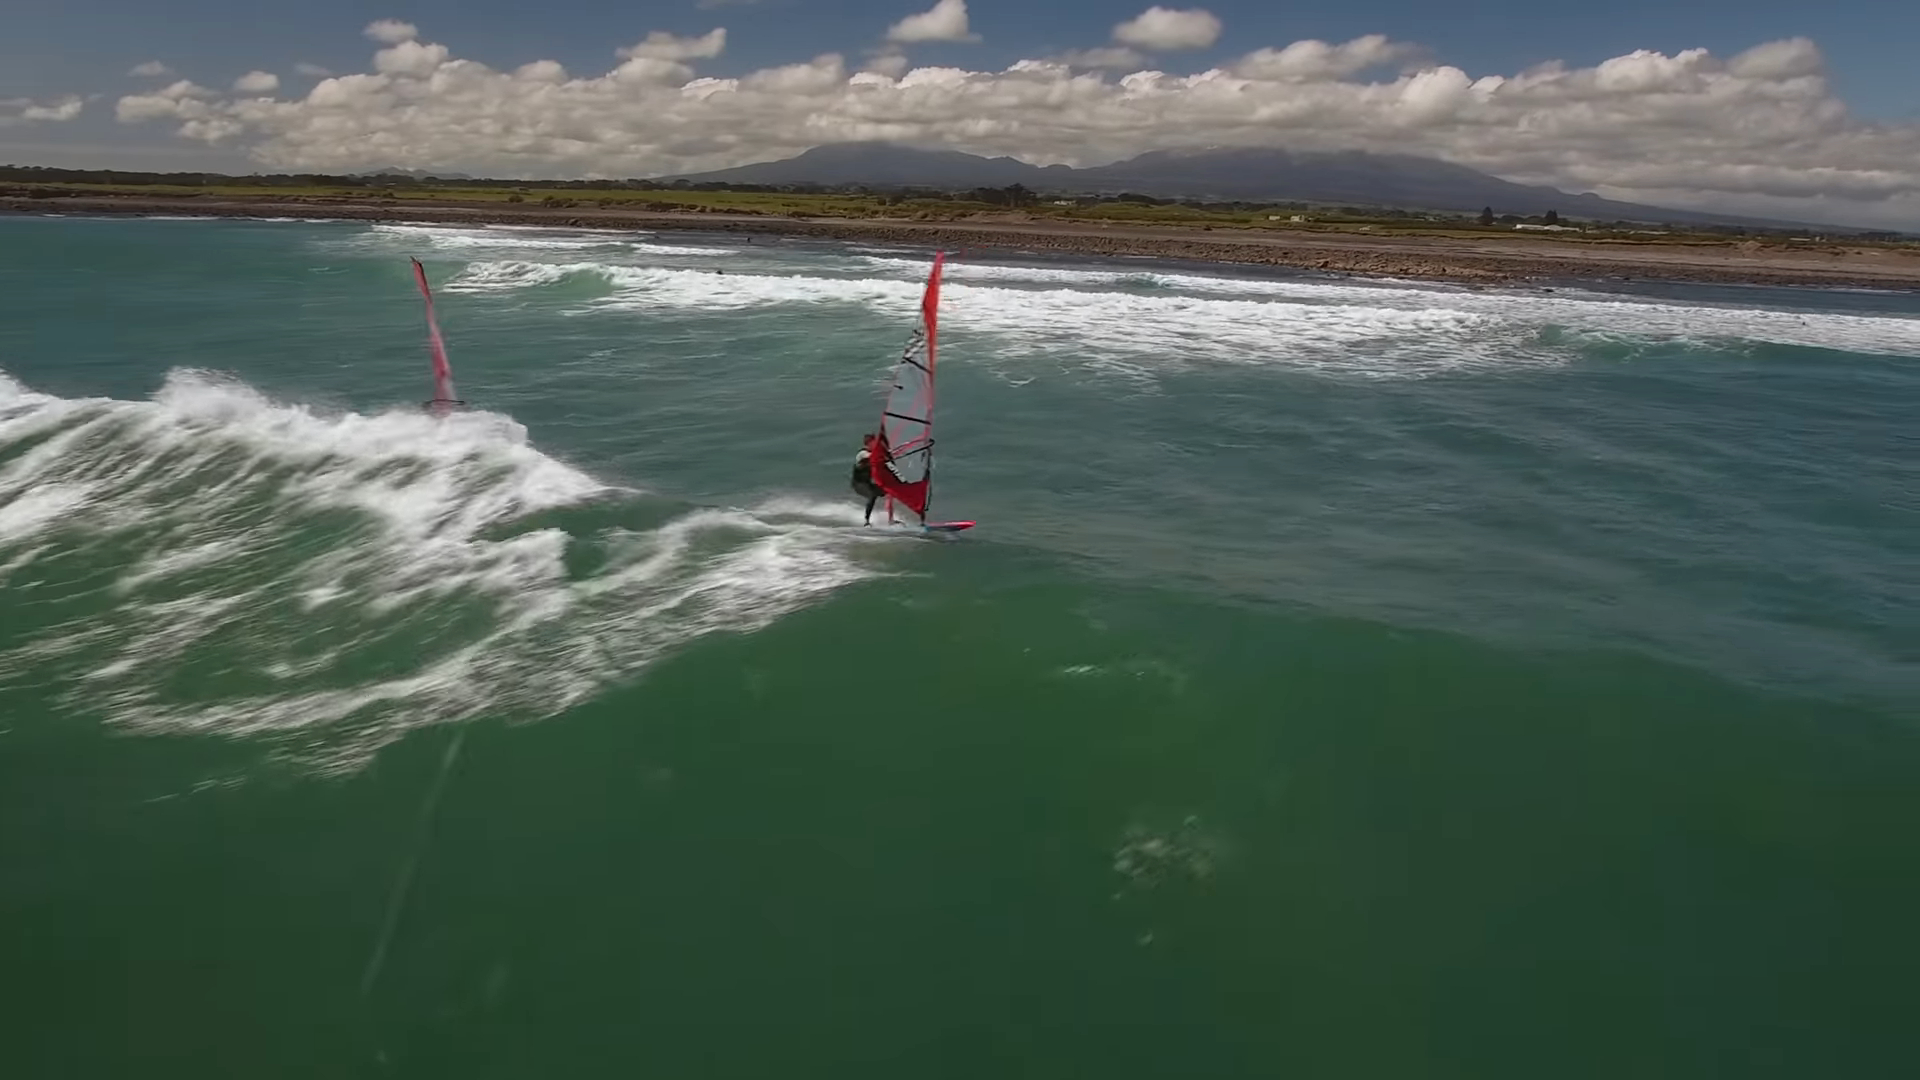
<box><xmin>472</xmin><ymin>261</ymin><xmax>1525</xmax><ymax>377</ymax></box>
<box><xmin>0</xmin><ymin>369</ymin><xmax>76</xmax><ymax>416</ymax></box>
<box><xmin>0</xmin><ymin>543</ymin><xmax>45</xmax><ymax>581</ymax></box>
<box><xmin>0</xmin><ymin>369</ymin><xmax>882</xmax><ymax>773</ymax></box>
<box><xmin>355</xmin><ymin>222</ymin><xmax>735</xmax><ymax>260</ymax></box>
<box><xmin>627</xmin><ymin>241</ymin><xmax>739</xmax><ymax>257</ymax></box>
<box><xmin>366</xmin><ymin>222</ymin><xmax>628</xmax><ymax>252</ymax></box>
<box><xmin>113</xmin><ymin>537</ymin><xmax>249</xmax><ymax>593</ymax></box>
<box><xmin>0</xmin><ymin>481</ymin><xmax>95</xmax><ymax>542</ymax></box>
<box><xmin>442</xmin><ymin>255</ymin><xmax>1920</xmax><ymax>376</ymax></box>
<box><xmin>862</xmin><ymin>253</ymin><xmax>1417</xmax><ymax>298</ymax></box>
<box><xmin>483</xmin><ymin>222</ymin><xmax>654</xmax><ymax>239</ymax></box>
<box><xmin>862</xmin><ymin>255</ymin><xmax>1920</xmax><ymax>353</ymax></box>
<box><xmin>859</xmin><ymin>255</ymin><xmax>1160</xmax><ymax>289</ymax></box>
<box><xmin>444</xmin><ymin>260</ymin><xmax>586</xmax><ymax>291</ymax></box>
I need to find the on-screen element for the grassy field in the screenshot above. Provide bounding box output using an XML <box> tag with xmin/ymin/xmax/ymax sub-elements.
<box><xmin>6</xmin><ymin>179</ymin><xmax>1910</xmax><ymax>250</ymax></box>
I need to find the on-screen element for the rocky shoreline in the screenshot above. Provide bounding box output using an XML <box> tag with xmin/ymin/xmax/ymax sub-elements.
<box><xmin>8</xmin><ymin>192</ymin><xmax>1919</xmax><ymax>292</ymax></box>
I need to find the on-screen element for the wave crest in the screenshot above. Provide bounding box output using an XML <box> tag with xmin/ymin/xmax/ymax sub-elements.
<box><xmin>0</xmin><ymin>369</ymin><xmax>877</xmax><ymax>773</ymax></box>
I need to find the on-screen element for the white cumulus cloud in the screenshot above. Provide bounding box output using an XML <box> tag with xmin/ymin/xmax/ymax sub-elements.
<box><xmin>863</xmin><ymin>50</ymin><xmax>913</xmax><ymax>78</ymax></box>
<box><xmin>294</xmin><ymin>62</ymin><xmax>335</xmax><ymax>77</ymax></box>
<box><xmin>515</xmin><ymin>60</ymin><xmax>569</xmax><ymax>83</ymax></box>
<box><xmin>1725</xmin><ymin>36</ymin><xmax>1824</xmax><ymax>79</ymax></box>
<box><xmin>1113</xmin><ymin>7</ymin><xmax>1221</xmax><ymax>51</ymax></box>
<box><xmin>233</xmin><ymin>71</ymin><xmax>281</xmax><ymax>94</ymax></box>
<box><xmin>105</xmin><ymin>26</ymin><xmax>1920</xmax><ymax>229</ymax></box>
<box><xmin>0</xmin><ymin>95</ymin><xmax>84</xmax><ymax>126</ymax></box>
<box><xmin>129</xmin><ymin>60</ymin><xmax>173</xmax><ymax>78</ymax></box>
<box><xmin>1235</xmin><ymin>34</ymin><xmax>1422</xmax><ymax>81</ymax></box>
<box><xmin>1057</xmin><ymin>47</ymin><xmax>1148</xmax><ymax>71</ymax></box>
<box><xmin>374</xmin><ymin>40</ymin><xmax>452</xmax><ymax>77</ymax></box>
<box><xmin>363</xmin><ymin>19</ymin><xmax>418</xmax><ymax>44</ymax></box>
<box><xmin>887</xmin><ymin>0</ymin><xmax>979</xmax><ymax>45</ymax></box>
<box><xmin>113</xmin><ymin>79</ymin><xmax>217</xmax><ymax>124</ymax></box>
<box><xmin>618</xmin><ymin>29</ymin><xmax>728</xmax><ymax>61</ymax></box>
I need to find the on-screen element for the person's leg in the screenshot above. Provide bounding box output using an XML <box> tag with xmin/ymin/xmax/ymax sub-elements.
<box><xmin>864</xmin><ymin>491</ymin><xmax>879</xmax><ymax>524</ymax></box>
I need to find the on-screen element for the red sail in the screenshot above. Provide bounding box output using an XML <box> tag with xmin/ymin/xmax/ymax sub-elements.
<box><xmin>411</xmin><ymin>258</ymin><xmax>458</xmax><ymax>409</ymax></box>
<box><xmin>871</xmin><ymin>252</ymin><xmax>944</xmax><ymax>520</ymax></box>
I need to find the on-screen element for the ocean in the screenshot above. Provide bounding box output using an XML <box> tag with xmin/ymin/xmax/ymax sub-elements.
<box><xmin>2</xmin><ymin>214</ymin><xmax>1916</xmax><ymax>1078</ymax></box>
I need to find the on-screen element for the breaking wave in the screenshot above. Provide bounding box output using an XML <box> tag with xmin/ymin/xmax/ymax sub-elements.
<box><xmin>0</xmin><ymin>369</ymin><xmax>880</xmax><ymax>773</ymax></box>
<box><xmin>854</xmin><ymin>255</ymin><xmax>1920</xmax><ymax>356</ymax></box>
<box><xmin>358</xmin><ymin>222</ymin><xmax>739</xmax><ymax>259</ymax></box>
<box><xmin>437</xmin><ymin>254</ymin><xmax>1920</xmax><ymax>379</ymax></box>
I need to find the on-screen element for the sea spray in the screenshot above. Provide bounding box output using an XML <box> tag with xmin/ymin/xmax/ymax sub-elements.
<box><xmin>0</xmin><ymin>369</ymin><xmax>879</xmax><ymax>772</ymax></box>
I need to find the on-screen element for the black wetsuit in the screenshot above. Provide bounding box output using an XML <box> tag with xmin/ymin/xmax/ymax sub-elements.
<box><xmin>851</xmin><ymin>453</ymin><xmax>883</xmax><ymax>522</ymax></box>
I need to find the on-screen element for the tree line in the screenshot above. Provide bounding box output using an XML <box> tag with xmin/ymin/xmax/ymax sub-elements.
<box><xmin>1479</xmin><ymin>205</ymin><xmax>1562</xmax><ymax>227</ymax></box>
<box><xmin>3</xmin><ymin>165</ymin><xmax>1898</xmax><ymax>240</ymax></box>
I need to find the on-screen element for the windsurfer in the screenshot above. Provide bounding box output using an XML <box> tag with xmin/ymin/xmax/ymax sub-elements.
<box><xmin>851</xmin><ymin>432</ymin><xmax>888</xmax><ymax>524</ymax></box>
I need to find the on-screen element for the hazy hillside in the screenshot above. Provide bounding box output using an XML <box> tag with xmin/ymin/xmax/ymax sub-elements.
<box><xmin>671</xmin><ymin>143</ymin><xmax>1818</xmax><ymax>230</ymax></box>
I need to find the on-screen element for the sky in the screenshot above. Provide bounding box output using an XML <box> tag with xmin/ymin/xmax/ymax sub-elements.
<box><xmin>3</xmin><ymin>0</ymin><xmax>1917</xmax><ymax>229</ymax></box>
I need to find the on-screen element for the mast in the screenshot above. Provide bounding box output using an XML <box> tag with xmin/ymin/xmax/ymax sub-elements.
<box><xmin>872</xmin><ymin>251</ymin><xmax>944</xmax><ymax>523</ymax></box>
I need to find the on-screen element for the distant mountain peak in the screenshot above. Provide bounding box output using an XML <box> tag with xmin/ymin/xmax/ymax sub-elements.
<box><xmin>357</xmin><ymin>166</ymin><xmax>475</xmax><ymax>180</ymax></box>
<box><xmin>667</xmin><ymin>142</ymin><xmax>1815</xmax><ymax>229</ymax></box>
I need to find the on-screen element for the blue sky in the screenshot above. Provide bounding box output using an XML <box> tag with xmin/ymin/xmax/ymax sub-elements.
<box><xmin>5</xmin><ymin>0</ymin><xmax>1912</xmax><ymax>116</ymax></box>
<box><xmin>3</xmin><ymin>1</ymin><xmax>1916</xmax><ymax>227</ymax></box>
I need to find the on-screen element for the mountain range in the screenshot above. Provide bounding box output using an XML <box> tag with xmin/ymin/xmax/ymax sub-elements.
<box><xmin>358</xmin><ymin>166</ymin><xmax>476</xmax><ymax>181</ymax></box>
<box><xmin>671</xmin><ymin>144</ymin><xmax>1831</xmax><ymax>232</ymax></box>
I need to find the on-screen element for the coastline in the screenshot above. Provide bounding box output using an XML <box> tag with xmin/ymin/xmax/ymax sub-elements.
<box><xmin>8</xmin><ymin>193</ymin><xmax>1920</xmax><ymax>291</ymax></box>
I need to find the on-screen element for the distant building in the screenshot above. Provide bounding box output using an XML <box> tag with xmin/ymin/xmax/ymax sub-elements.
<box><xmin>1514</xmin><ymin>223</ymin><xmax>1580</xmax><ymax>232</ymax></box>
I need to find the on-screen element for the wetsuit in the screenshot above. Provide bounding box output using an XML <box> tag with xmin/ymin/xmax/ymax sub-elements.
<box><xmin>851</xmin><ymin>449</ymin><xmax>883</xmax><ymax>523</ymax></box>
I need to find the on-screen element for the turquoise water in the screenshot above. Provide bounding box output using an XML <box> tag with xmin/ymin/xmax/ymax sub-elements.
<box><xmin>2</xmin><ymin>214</ymin><xmax>1916</xmax><ymax>1077</ymax></box>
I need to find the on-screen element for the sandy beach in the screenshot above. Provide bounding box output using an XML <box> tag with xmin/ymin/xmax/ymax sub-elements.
<box><xmin>8</xmin><ymin>192</ymin><xmax>1919</xmax><ymax>291</ymax></box>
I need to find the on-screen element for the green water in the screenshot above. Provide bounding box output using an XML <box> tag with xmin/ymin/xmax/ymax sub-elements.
<box><xmin>2</xmin><ymin>215</ymin><xmax>1916</xmax><ymax>1078</ymax></box>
